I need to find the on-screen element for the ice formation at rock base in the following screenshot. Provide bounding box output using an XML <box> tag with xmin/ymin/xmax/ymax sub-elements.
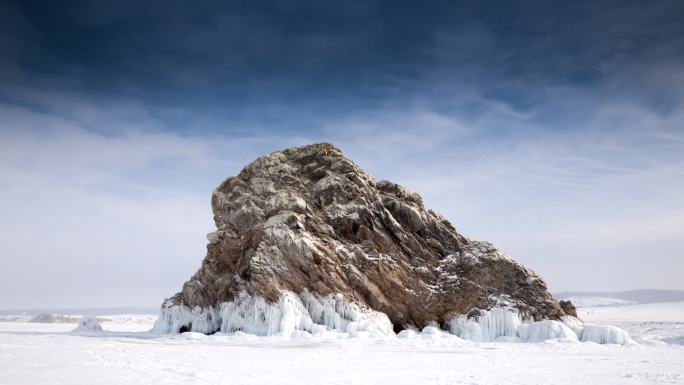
<box><xmin>153</xmin><ymin>290</ymin><xmax>394</xmax><ymax>337</ymax></box>
<box><xmin>153</xmin><ymin>291</ymin><xmax>633</xmax><ymax>345</ymax></box>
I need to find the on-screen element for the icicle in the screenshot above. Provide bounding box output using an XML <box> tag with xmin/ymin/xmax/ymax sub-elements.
<box><xmin>448</xmin><ymin>307</ymin><xmax>521</xmax><ymax>342</ymax></box>
<box><xmin>448</xmin><ymin>308</ymin><xmax>633</xmax><ymax>344</ymax></box>
<box><xmin>153</xmin><ymin>292</ymin><xmax>632</xmax><ymax>344</ymax></box>
<box><xmin>72</xmin><ymin>316</ymin><xmax>103</xmax><ymax>333</ymax></box>
<box><xmin>152</xmin><ymin>304</ymin><xmax>221</xmax><ymax>334</ymax></box>
<box><xmin>153</xmin><ymin>290</ymin><xmax>393</xmax><ymax>336</ymax></box>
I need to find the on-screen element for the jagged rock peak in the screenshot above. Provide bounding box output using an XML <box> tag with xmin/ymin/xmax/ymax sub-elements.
<box><xmin>158</xmin><ymin>142</ymin><xmax>575</xmax><ymax>336</ymax></box>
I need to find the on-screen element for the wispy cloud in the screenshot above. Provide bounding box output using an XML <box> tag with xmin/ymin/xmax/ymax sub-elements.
<box><xmin>312</xmin><ymin>99</ymin><xmax>684</xmax><ymax>292</ymax></box>
<box><xmin>0</xmin><ymin>99</ymin><xmax>315</xmax><ymax>308</ymax></box>
<box><xmin>1</xmin><ymin>0</ymin><xmax>683</xmax><ymax>306</ymax></box>
<box><xmin>2</xmin><ymin>84</ymin><xmax>684</xmax><ymax>308</ymax></box>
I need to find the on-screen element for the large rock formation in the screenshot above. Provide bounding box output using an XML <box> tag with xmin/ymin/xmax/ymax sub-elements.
<box><xmin>155</xmin><ymin>143</ymin><xmax>581</xmax><ymax>339</ymax></box>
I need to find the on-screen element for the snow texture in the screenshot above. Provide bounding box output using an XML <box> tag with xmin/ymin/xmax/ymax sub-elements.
<box><xmin>72</xmin><ymin>316</ymin><xmax>103</xmax><ymax>333</ymax></box>
<box><xmin>153</xmin><ymin>290</ymin><xmax>394</xmax><ymax>337</ymax></box>
<box><xmin>2</xmin><ymin>302</ymin><xmax>684</xmax><ymax>385</ymax></box>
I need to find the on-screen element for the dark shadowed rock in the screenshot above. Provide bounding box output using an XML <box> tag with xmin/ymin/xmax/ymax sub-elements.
<box><xmin>559</xmin><ymin>300</ymin><xmax>578</xmax><ymax>317</ymax></box>
<box><xmin>160</xmin><ymin>143</ymin><xmax>572</xmax><ymax>333</ymax></box>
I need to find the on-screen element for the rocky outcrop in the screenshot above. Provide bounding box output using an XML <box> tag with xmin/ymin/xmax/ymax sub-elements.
<box><xmin>156</xmin><ymin>143</ymin><xmax>575</xmax><ymax>335</ymax></box>
<box><xmin>559</xmin><ymin>300</ymin><xmax>578</xmax><ymax>317</ymax></box>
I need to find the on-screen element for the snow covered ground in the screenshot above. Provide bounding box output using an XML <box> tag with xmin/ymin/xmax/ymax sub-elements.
<box><xmin>1</xmin><ymin>303</ymin><xmax>683</xmax><ymax>385</ymax></box>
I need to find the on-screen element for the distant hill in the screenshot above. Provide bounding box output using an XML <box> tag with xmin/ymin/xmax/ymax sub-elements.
<box><xmin>0</xmin><ymin>306</ymin><xmax>158</xmax><ymax>317</ymax></box>
<box><xmin>555</xmin><ymin>289</ymin><xmax>684</xmax><ymax>305</ymax></box>
<box><xmin>558</xmin><ymin>296</ymin><xmax>636</xmax><ymax>308</ymax></box>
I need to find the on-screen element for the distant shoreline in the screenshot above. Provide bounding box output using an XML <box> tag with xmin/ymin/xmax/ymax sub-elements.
<box><xmin>0</xmin><ymin>306</ymin><xmax>159</xmax><ymax>316</ymax></box>
<box><xmin>554</xmin><ymin>289</ymin><xmax>684</xmax><ymax>305</ymax></box>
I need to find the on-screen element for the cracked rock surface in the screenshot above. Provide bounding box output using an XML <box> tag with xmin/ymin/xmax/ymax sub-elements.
<box><xmin>163</xmin><ymin>143</ymin><xmax>574</xmax><ymax>331</ymax></box>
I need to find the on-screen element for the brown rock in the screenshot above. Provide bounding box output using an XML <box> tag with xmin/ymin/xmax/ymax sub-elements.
<box><xmin>559</xmin><ymin>300</ymin><xmax>578</xmax><ymax>317</ymax></box>
<box><xmin>162</xmin><ymin>143</ymin><xmax>571</xmax><ymax>332</ymax></box>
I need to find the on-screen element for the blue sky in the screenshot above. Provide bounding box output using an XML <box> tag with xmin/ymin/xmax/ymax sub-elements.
<box><xmin>1</xmin><ymin>0</ymin><xmax>683</xmax><ymax>308</ymax></box>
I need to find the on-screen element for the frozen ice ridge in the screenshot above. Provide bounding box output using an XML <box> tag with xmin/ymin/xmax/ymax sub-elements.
<box><xmin>448</xmin><ymin>307</ymin><xmax>634</xmax><ymax>345</ymax></box>
<box><xmin>579</xmin><ymin>324</ymin><xmax>634</xmax><ymax>344</ymax></box>
<box><xmin>154</xmin><ymin>290</ymin><xmax>632</xmax><ymax>344</ymax></box>
<box><xmin>153</xmin><ymin>290</ymin><xmax>394</xmax><ymax>337</ymax></box>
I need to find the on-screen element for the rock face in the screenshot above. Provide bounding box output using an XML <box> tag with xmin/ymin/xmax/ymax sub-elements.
<box><xmin>157</xmin><ymin>143</ymin><xmax>575</xmax><ymax>335</ymax></box>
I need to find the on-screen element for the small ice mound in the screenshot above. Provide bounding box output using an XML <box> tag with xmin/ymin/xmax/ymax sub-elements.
<box><xmin>420</xmin><ymin>326</ymin><xmax>446</xmax><ymax>339</ymax></box>
<box><xmin>518</xmin><ymin>320</ymin><xmax>578</xmax><ymax>342</ymax></box>
<box><xmin>580</xmin><ymin>324</ymin><xmax>635</xmax><ymax>345</ymax></box>
<box><xmin>397</xmin><ymin>329</ymin><xmax>418</xmax><ymax>339</ymax></box>
<box><xmin>179</xmin><ymin>331</ymin><xmax>207</xmax><ymax>340</ymax></box>
<box><xmin>421</xmin><ymin>326</ymin><xmax>442</xmax><ymax>336</ymax></box>
<box><xmin>72</xmin><ymin>316</ymin><xmax>103</xmax><ymax>333</ymax></box>
<box><xmin>419</xmin><ymin>325</ymin><xmax>464</xmax><ymax>340</ymax></box>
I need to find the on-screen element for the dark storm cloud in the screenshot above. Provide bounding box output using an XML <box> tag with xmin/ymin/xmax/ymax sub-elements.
<box><xmin>2</xmin><ymin>0</ymin><xmax>683</xmax><ymax>132</ymax></box>
<box><xmin>2</xmin><ymin>1</ymin><xmax>416</xmax><ymax>108</ymax></box>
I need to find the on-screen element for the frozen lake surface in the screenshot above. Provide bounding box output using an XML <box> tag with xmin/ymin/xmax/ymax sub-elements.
<box><xmin>1</xmin><ymin>302</ymin><xmax>683</xmax><ymax>385</ymax></box>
